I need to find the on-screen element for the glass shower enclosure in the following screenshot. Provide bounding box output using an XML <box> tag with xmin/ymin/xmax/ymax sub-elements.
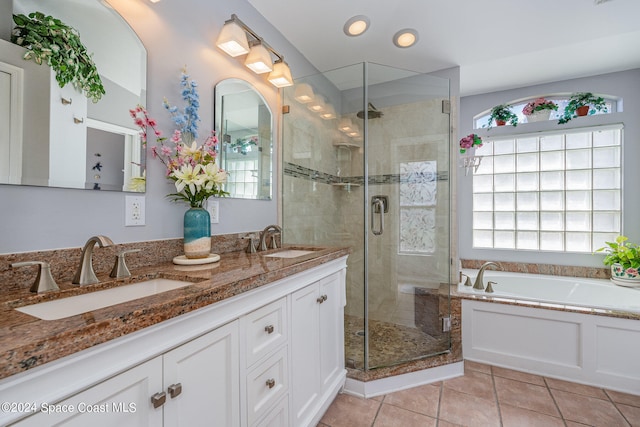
<box><xmin>282</xmin><ymin>62</ymin><xmax>451</xmax><ymax>372</ymax></box>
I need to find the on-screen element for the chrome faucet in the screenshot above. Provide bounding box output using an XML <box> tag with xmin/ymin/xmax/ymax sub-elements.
<box><xmin>73</xmin><ymin>235</ymin><xmax>114</xmax><ymax>285</ymax></box>
<box><xmin>258</xmin><ymin>225</ymin><xmax>283</xmax><ymax>251</ymax></box>
<box><xmin>473</xmin><ymin>261</ymin><xmax>501</xmax><ymax>290</ymax></box>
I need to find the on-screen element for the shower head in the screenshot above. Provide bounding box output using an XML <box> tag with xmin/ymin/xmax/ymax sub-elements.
<box><xmin>357</xmin><ymin>102</ymin><xmax>383</xmax><ymax>119</ymax></box>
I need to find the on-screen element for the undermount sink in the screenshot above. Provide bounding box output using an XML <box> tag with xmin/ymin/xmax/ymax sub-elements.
<box><xmin>16</xmin><ymin>278</ymin><xmax>194</xmax><ymax>321</ymax></box>
<box><xmin>263</xmin><ymin>249</ymin><xmax>317</xmax><ymax>259</ymax></box>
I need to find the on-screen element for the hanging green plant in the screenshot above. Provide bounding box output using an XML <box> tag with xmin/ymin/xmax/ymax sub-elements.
<box><xmin>558</xmin><ymin>92</ymin><xmax>608</xmax><ymax>124</ymax></box>
<box><xmin>486</xmin><ymin>104</ymin><xmax>518</xmax><ymax>129</ymax></box>
<box><xmin>11</xmin><ymin>11</ymin><xmax>105</xmax><ymax>102</ymax></box>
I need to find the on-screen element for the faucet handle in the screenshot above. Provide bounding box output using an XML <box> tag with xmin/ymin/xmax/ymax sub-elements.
<box><xmin>11</xmin><ymin>261</ymin><xmax>60</xmax><ymax>293</ymax></box>
<box><xmin>268</xmin><ymin>232</ymin><xmax>281</xmax><ymax>249</ymax></box>
<box><xmin>109</xmin><ymin>249</ymin><xmax>140</xmax><ymax>279</ymax></box>
<box><xmin>243</xmin><ymin>235</ymin><xmax>258</xmax><ymax>253</ymax></box>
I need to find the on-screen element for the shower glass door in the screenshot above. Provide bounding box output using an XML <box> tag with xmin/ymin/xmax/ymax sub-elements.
<box><xmin>281</xmin><ymin>62</ymin><xmax>451</xmax><ymax>372</ymax></box>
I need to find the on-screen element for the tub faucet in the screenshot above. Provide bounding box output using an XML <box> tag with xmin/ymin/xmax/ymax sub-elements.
<box><xmin>73</xmin><ymin>235</ymin><xmax>114</xmax><ymax>285</ymax></box>
<box><xmin>258</xmin><ymin>225</ymin><xmax>283</xmax><ymax>251</ymax></box>
<box><xmin>473</xmin><ymin>261</ymin><xmax>501</xmax><ymax>290</ymax></box>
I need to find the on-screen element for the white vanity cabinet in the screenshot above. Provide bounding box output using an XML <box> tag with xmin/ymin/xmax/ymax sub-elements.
<box><xmin>2</xmin><ymin>256</ymin><xmax>347</xmax><ymax>427</ymax></box>
<box><xmin>12</xmin><ymin>321</ymin><xmax>240</xmax><ymax>427</ymax></box>
<box><xmin>291</xmin><ymin>271</ymin><xmax>346</xmax><ymax>427</ymax></box>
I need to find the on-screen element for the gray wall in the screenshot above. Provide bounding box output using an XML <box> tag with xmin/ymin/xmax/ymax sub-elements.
<box><xmin>0</xmin><ymin>0</ymin><xmax>318</xmax><ymax>253</ymax></box>
<box><xmin>458</xmin><ymin>69</ymin><xmax>640</xmax><ymax>267</ymax></box>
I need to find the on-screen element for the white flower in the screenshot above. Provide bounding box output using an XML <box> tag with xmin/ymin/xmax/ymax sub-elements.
<box><xmin>202</xmin><ymin>163</ymin><xmax>227</xmax><ymax>190</ymax></box>
<box><xmin>172</xmin><ymin>164</ymin><xmax>204</xmax><ymax>195</ymax></box>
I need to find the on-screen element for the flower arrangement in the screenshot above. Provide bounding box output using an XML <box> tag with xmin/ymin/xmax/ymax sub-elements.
<box><xmin>11</xmin><ymin>12</ymin><xmax>105</xmax><ymax>102</ymax></box>
<box><xmin>596</xmin><ymin>235</ymin><xmax>640</xmax><ymax>275</ymax></box>
<box><xmin>231</xmin><ymin>135</ymin><xmax>258</xmax><ymax>155</ymax></box>
<box><xmin>459</xmin><ymin>134</ymin><xmax>483</xmax><ymax>154</ymax></box>
<box><xmin>130</xmin><ymin>69</ymin><xmax>228</xmax><ymax>208</ymax></box>
<box><xmin>558</xmin><ymin>92</ymin><xmax>608</xmax><ymax>124</ymax></box>
<box><xmin>487</xmin><ymin>104</ymin><xmax>518</xmax><ymax>129</ymax></box>
<box><xmin>522</xmin><ymin>98</ymin><xmax>558</xmax><ymax>116</ymax></box>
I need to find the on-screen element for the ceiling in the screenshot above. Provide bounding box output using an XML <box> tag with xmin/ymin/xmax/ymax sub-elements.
<box><xmin>248</xmin><ymin>0</ymin><xmax>640</xmax><ymax>96</ymax></box>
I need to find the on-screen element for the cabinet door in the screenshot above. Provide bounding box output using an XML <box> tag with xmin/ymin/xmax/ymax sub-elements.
<box><xmin>319</xmin><ymin>272</ymin><xmax>344</xmax><ymax>390</ymax></box>
<box><xmin>12</xmin><ymin>357</ymin><xmax>163</xmax><ymax>427</ymax></box>
<box><xmin>163</xmin><ymin>320</ymin><xmax>240</xmax><ymax>427</ymax></box>
<box><xmin>290</xmin><ymin>283</ymin><xmax>321</xmax><ymax>425</ymax></box>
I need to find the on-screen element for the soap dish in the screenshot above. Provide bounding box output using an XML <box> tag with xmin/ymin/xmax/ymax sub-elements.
<box><xmin>173</xmin><ymin>253</ymin><xmax>220</xmax><ymax>265</ymax></box>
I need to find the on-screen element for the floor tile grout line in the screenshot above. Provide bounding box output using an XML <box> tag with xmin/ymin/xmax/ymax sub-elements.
<box><xmin>604</xmin><ymin>389</ymin><xmax>634</xmax><ymax>427</ymax></box>
<box><xmin>370</xmin><ymin>394</ymin><xmax>384</xmax><ymax>427</ymax></box>
<box><xmin>543</xmin><ymin>376</ymin><xmax>568</xmax><ymax>425</ymax></box>
<box><xmin>489</xmin><ymin>367</ymin><xmax>504</xmax><ymax>427</ymax></box>
<box><xmin>435</xmin><ymin>382</ymin><xmax>443</xmax><ymax>426</ymax></box>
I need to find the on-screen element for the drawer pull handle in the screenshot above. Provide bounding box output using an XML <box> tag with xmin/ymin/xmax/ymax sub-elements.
<box><xmin>151</xmin><ymin>392</ymin><xmax>166</xmax><ymax>408</ymax></box>
<box><xmin>168</xmin><ymin>383</ymin><xmax>182</xmax><ymax>398</ymax></box>
<box><xmin>264</xmin><ymin>325</ymin><xmax>275</xmax><ymax>334</ymax></box>
<box><xmin>266</xmin><ymin>378</ymin><xmax>276</xmax><ymax>389</ymax></box>
<box><xmin>317</xmin><ymin>294</ymin><xmax>328</xmax><ymax>304</ymax></box>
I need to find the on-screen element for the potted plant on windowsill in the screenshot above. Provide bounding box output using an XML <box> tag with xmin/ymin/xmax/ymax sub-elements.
<box><xmin>558</xmin><ymin>92</ymin><xmax>608</xmax><ymax>124</ymax></box>
<box><xmin>596</xmin><ymin>235</ymin><xmax>640</xmax><ymax>287</ymax></box>
<box><xmin>487</xmin><ymin>104</ymin><xmax>518</xmax><ymax>129</ymax></box>
<box><xmin>522</xmin><ymin>98</ymin><xmax>558</xmax><ymax>123</ymax></box>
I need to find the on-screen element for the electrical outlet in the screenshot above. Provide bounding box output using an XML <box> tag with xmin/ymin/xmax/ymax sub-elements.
<box><xmin>125</xmin><ymin>196</ymin><xmax>145</xmax><ymax>226</ymax></box>
<box><xmin>207</xmin><ymin>200</ymin><xmax>219</xmax><ymax>224</ymax></box>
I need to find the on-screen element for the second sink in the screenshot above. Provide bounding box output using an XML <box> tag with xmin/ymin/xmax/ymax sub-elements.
<box><xmin>263</xmin><ymin>249</ymin><xmax>316</xmax><ymax>259</ymax></box>
<box><xmin>16</xmin><ymin>278</ymin><xmax>194</xmax><ymax>321</ymax></box>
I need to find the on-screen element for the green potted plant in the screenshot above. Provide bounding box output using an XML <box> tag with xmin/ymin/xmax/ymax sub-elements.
<box><xmin>558</xmin><ymin>92</ymin><xmax>607</xmax><ymax>124</ymax></box>
<box><xmin>596</xmin><ymin>235</ymin><xmax>640</xmax><ymax>286</ymax></box>
<box><xmin>11</xmin><ymin>11</ymin><xmax>105</xmax><ymax>102</ymax></box>
<box><xmin>486</xmin><ymin>104</ymin><xmax>518</xmax><ymax>129</ymax></box>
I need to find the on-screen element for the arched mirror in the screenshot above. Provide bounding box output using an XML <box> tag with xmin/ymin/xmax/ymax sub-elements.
<box><xmin>214</xmin><ymin>79</ymin><xmax>272</xmax><ymax>200</ymax></box>
<box><xmin>0</xmin><ymin>0</ymin><xmax>146</xmax><ymax>192</ymax></box>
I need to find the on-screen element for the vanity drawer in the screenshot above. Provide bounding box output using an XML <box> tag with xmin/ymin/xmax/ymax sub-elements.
<box><xmin>246</xmin><ymin>347</ymin><xmax>288</xmax><ymax>426</ymax></box>
<box><xmin>244</xmin><ymin>297</ymin><xmax>287</xmax><ymax>366</ymax></box>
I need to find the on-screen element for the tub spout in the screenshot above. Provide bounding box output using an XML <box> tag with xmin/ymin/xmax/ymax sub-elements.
<box><xmin>473</xmin><ymin>262</ymin><xmax>501</xmax><ymax>290</ymax></box>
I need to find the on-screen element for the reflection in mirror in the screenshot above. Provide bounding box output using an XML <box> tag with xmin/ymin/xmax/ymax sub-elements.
<box><xmin>0</xmin><ymin>0</ymin><xmax>146</xmax><ymax>192</ymax></box>
<box><xmin>215</xmin><ymin>79</ymin><xmax>272</xmax><ymax>200</ymax></box>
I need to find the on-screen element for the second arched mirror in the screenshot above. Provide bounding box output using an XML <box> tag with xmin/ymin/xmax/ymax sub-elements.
<box><xmin>214</xmin><ymin>79</ymin><xmax>272</xmax><ymax>200</ymax></box>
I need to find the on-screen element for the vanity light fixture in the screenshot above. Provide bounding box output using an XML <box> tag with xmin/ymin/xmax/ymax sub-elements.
<box><xmin>245</xmin><ymin>41</ymin><xmax>273</xmax><ymax>74</ymax></box>
<box><xmin>393</xmin><ymin>28</ymin><xmax>419</xmax><ymax>48</ymax></box>
<box><xmin>294</xmin><ymin>83</ymin><xmax>315</xmax><ymax>103</ymax></box>
<box><xmin>217</xmin><ymin>14</ymin><xmax>293</xmax><ymax>87</ymax></box>
<box><xmin>344</xmin><ymin>15</ymin><xmax>370</xmax><ymax>37</ymax></box>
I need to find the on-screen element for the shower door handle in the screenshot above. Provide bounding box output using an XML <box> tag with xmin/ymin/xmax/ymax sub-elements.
<box><xmin>371</xmin><ymin>198</ymin><xmax>385</xmax><ymax>236</ymax></box>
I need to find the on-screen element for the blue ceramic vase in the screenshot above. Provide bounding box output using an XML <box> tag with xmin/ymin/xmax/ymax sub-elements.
<box><xmin>183</xmin><ymin>207</ymin><xmax>211</xmax><ymax>259</ymax></box>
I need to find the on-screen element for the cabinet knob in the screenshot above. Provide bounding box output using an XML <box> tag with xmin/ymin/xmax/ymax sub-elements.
<box><xmin>168</xmin><ymin>383</ymin><xmax>182</xmax><ymax>398</ymax></box>
<box><xmin>151</xmin><ymin>392</ymin><xmax>166</xmax><ymax>408</ymax></box>
<box><xmin>317</xmin><ymin>294</ymin><xmax>328</xmax><ymax>304</ymax></box>
<box><xmin>264</xmin><ymin>325</ymin><xmax>275</xmax><ymax>334</ymax></box>
<box><xmin>266</xmin><ymin>378</ymin><xmax>276</xmax><ymax>389</ymax></box>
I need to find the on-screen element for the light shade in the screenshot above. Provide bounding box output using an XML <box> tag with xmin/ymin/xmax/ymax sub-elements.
<box><xmin>267</xmin><ymin>60</ymin><xmax>293</xmax><ymax>88</ymax></box>
<box><xmin>245</xmin><ymin>42</ymin><xmax>273</xmax><ymax>74</ymax></box>
<box><xmin>393</xmin><ymin>29</ymin><xmax>419</xmax><ymax>48</ymax></box>
<box><xmin>294</xmin><ymin>83</ymin><xmax>314</xmax><ymax>103</ymax></box>
<box><xmin>216</xmin><ymin>19</ymin><xmax>250</xmax><ymax>57</ymax></box>
<box><xmin>344</xmin><ymin>15</ymin><xmax>370</xmax><ymax>37</ymax></box>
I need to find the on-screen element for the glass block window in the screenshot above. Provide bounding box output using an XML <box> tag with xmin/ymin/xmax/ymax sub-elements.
<box><xmin>224</xmin><ymin>159</ymin><xmax>258</xmax><ymax>198</ymax></box>
<box><xmin>472</xmin><ymin>125</ymin><xmax>622</xmax><ymax>252</ymax></box>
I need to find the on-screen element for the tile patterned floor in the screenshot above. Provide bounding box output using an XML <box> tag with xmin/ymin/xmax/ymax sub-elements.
<box><xmin>318</xmin><ymin>361</ymin><xmax>640</xmax><ymax>427</ymax></box>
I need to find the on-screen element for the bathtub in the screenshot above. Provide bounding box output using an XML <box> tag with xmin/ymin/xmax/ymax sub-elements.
<box><xmin>458</xmin><ymin>269</ymin><xmax>640</xmax><ymax>395</ymax></box>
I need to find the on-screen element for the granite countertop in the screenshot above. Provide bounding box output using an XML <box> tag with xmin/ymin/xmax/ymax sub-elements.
<box><xmin>0</xmin><ymin>245</ymin><xmax>350</xmax><ymax>381</ymax></box>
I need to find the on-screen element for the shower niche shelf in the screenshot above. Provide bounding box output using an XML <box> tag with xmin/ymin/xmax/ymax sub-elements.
<box><xmin>333</xmin><ymin>141</ymin><xmax>361</xmax><ymax>149</ymax></box>
<box><xmin>331</xmin><ymin>183</ymin><xmax>360</xmax><ymax>190</ymax></box>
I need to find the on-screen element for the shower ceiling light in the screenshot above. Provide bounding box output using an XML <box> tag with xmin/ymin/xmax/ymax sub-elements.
<box><xmin>307</xmin><ymin>97</ymin><xmax>326</xmax><ymax>113</ymax></box>
<box><xmin>294</xmin><ymin>83</ymin><xmax>314</xmax><ymax>103</ymax></box>
<box><xmin>216</xmin><ymin>17</ymin><xmax>250</xmax><ymax>57</ymax></box>
<box><xmin>319</xmin><ymin>105</ymin><xmax>336</xmax><ymax>120</ymax></box>
<box><xmin>245</xmin><ymin>41</ymin><xmax>273</xmax><ymax>74</ymax></box>
<box><xmin>393</xmin><ymin>28</ymin><xmax>419</xmax><ymax>48</ymax></box>
<box><xmin>217</xmin><ymin>14</ymin><xmax>293</xmax><ymax>88</ymax></box>
<box><xmin>344</xmin><ymin>15</ymin><xmax>370</xmax><ymax>37</ymax></box>
<box><xmin>338</xmin><ymin>118</ymin><xmax>353</xmax><ymax>133</ymax></box>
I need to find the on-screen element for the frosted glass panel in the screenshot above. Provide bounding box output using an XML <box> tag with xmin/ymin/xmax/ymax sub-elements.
<box><xmin>494</xmin><ymin>231</ymin><xmax>515</xmax><ymax>249</ymax></box>
<box><xmin>473</xmin><ymin>193</ymin><xmax>493</xmax><ymax>211</ymax></box>
<box><xmin>540</xmin><ymin>171</ymin><xmax>564</xmax><ymax>191</ymax></box>
<box><xmin>517</xmin><ymin>153</ymin><xmax>538</xmax><ymax>172</ymax></box>
<box><xmin>540</xmin><ymin>192</ymin><xmax>564</xmax><ymax>211</ymax></box>
<box><xmin>540</xmin><ymin>135</ymin><xmax>563</xmax><ymax>151</ymax></box>
<box><xmin>566</xmin><ymin>149</ymin><xmax>591</xmax><ymax>170</ymax></box>
<box><xmin>494</xmin><ymin>155</ymin><xmax>515</xmax><ymax>173</ymax></box>
<box><xmin>566</xmin><ymin>232</ymin><xmax>591</xmax><ymax>252</ymax></box>
<box><xmin>517</xmin><ymin>212</ymin><xmax>538</xmax><ymax>230</ymax></box>
<box><xmin>593</xmin><ymin>190</ymin><xmax>620</xmax><ymax>210</ymax></box>
<box><xmin>517</xmin><ymin>192</ymin><xmax>538</xmax><ymax>211</ymax></box>
<box><xmin>473</xmin><ymin>230</ymin><xmax>493</xmax><ymax>248</ymax></box>
<box><xmin>593</xmin><ymin>129</ymin><xmax>619</xmax><ymax>147</ymax></box>
<box><xmin>566</xmin><ymin>212</ymin><xmax>591</xmax><ymax>231</ymax></box>
<box><xmin>517</xmin><ymin>173</ymin><xmax>538</xmax><ymax>191</ymax></box>
<box><xmin>473</xmin><ymin>212</ymin><xmax>493</xmax><ymax>229</ymax></box>
<box><xmin>494</xmin><ymin>139</ymin><xmax>515</xmax><ymax>155</ymax></box>
<box><xmin>494</xmin><ymin>193</ymin><xmax>515</xmax><ymax>211</ymax></box>
<box><xmin>566</xmin><ymin>170</ymin><xmax>591</xmax><ymax>190</ymax></box>
<box><xmin>566</xmin><ymin>191</ymin><xmax>591</xmax><ymax>210</ymax></box>
<box><xmin>475</xmin><ymin>156</ymin><xmax>493</xmax><ymax>175</ymax></box>
<box><xmin>494</xmin><ymin>174</ymin><xmax>515</xmax><ymax>192</ymax></box>
<box><xmin>473</xmin><ymin>175</ymin><xmax>493</xmax><ymax>192</ymax></box>
<box><xmin>593</xmin><ymin>147</ymin><xmax>620</xmax><ymax>168</ymax></box>
<box><xmin>517</xmin><ymin>231</ymin><xmax>538</xmax><ymax>250</ymax></box>
<box><xmin>517</xmin><ymin>138</ymin><xmax>538</xmax><ymax>153</ymax></box>
<box><xmin>494</xmin><ymin>212</ymin><xmax>515</xmax><ymax>230</ymax></box>
<box><xmin>566</xmin><ymin>132</ymin><xmax>590</xmax><ymax>149</ymax></box>
<box><xmin>541</xmin><ymin>232</ymin><xmax>563</xmax><ymax>251</ymax></box>
<box><xmin>541</xmin><ymin>212</ymin><xmax>564</xmax><ymax>230</ymax></box>
<box><xmin>540</xmin><ymin>151</ymin><xmax>564</xmax><ymax>171</ymax></box>
<box><xmin>593</xmin><ymin>212</ymin><xmax>620</xmax><ymax>232</ymax></box>
<box><xmin>593</xmin><ymin>169</ymin><xmax>620</xmax><ymax>189</ymax></box>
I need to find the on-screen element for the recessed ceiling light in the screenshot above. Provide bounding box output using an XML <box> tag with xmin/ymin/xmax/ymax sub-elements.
<box><xmin>393</xmin><ymin>29</ymin><xmax>419</xmax><ymax>48</ymax></box>
<box><xmin>344</xmin><ymin>15</ymin><xmax>370</xmax><ymax>37</ymax></box>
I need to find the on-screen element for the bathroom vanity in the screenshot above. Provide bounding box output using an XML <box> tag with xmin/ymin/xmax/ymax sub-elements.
<box><xmin>0</xmin><ymin>246</ymin><xmax>349</xmax><ymax>426</ymax></box>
